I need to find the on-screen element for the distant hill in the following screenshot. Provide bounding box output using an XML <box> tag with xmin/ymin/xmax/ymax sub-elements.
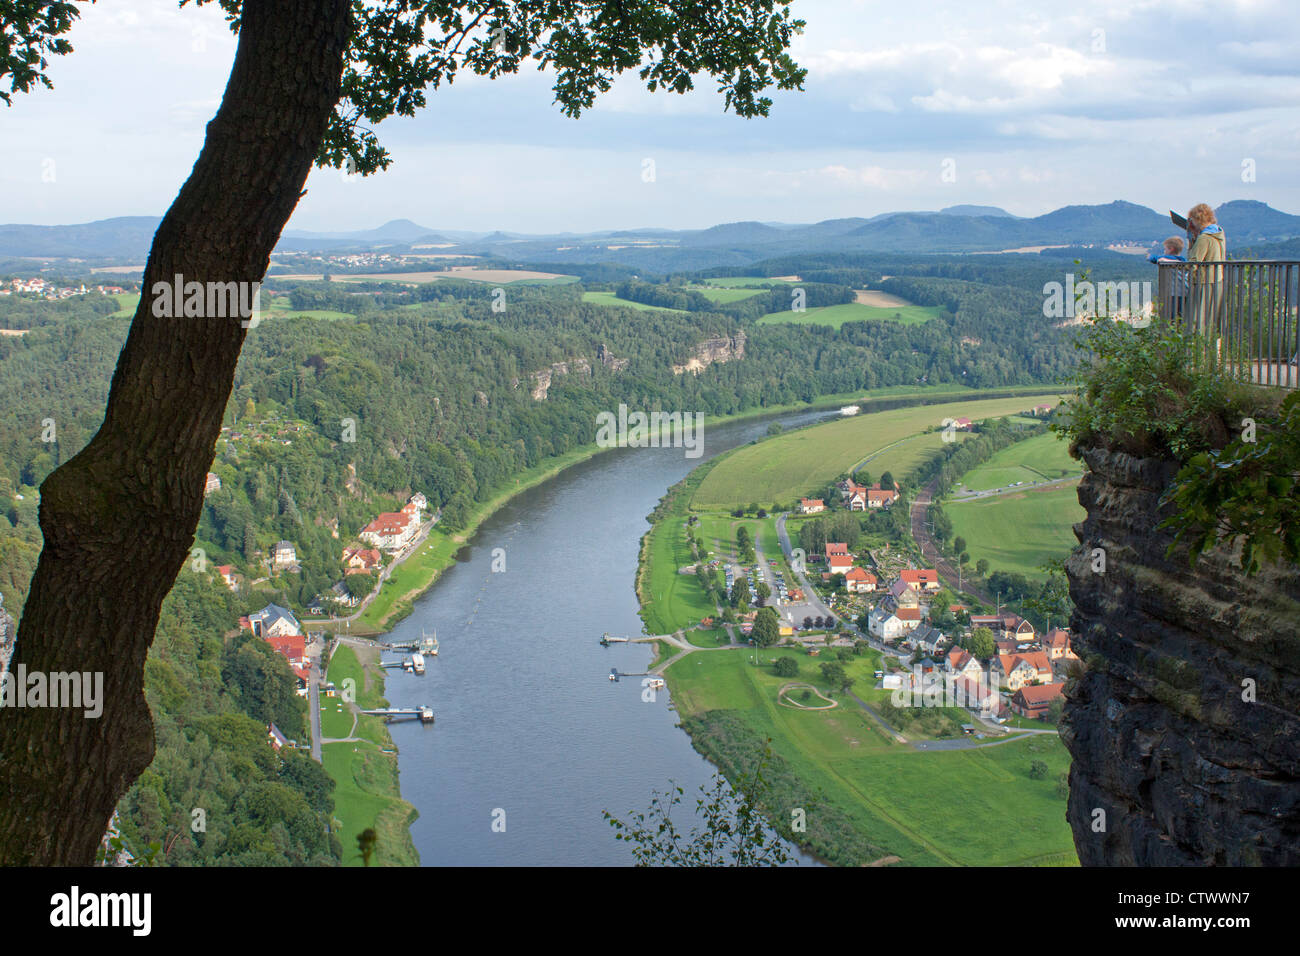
<box><xmin>1213</xmin><ymin>200</ymin><xmax>1300</xmax><ymax>242</ymax></box>
<box><xmin>4</xmin><ymin>200</ymin><xmax>1298</xmax><ymax>266</ymax></box>
<box><xmin>0</xmin><ymin>216</ymin><xmax>160</xmax><ymax>258</ymax></box>
<box><xmin>940</xmin><ymin>204</ymin><xmax>1015</xmax><ymax>218</ymax></box>
<box><xmin>681</xmin><ymin>220</ymin><xmax>786</xmax><ymax>247</ymax></box>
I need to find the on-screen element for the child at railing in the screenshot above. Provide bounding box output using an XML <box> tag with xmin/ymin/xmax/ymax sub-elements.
<box><xmin>1151</xmin><ymin>236</ymin><xmax>1188</xmax><ymax>318</ymax></box>
<box><xmin>1148</xmin><ymin>235</ymin><xmax>1186</xmax><ymax>265</ymax></box>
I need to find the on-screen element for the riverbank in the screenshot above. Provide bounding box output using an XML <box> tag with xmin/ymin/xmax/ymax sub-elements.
<box><xmin>320</xmin><ymin>641</ymin><xmax>420</xmax><ymax>866</ymax></box>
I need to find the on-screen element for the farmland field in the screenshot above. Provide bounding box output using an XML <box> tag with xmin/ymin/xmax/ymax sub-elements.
<box><xmin>580</xmin><ymin>291</ymin><xmax>686</xmax><ymax>313</ymax></box>
<box><xmin>945</xmin><ymin>483</ymin><xmax>1084</xmax><ymax>579</ymax></box>
<box><xmin>758</xmin><ymin>301</ymin><xmax>944</xmax><ymax>328</ymax></box>
<box><xmin>274</xmin><ymin>267</ymin><xmax>577</xmax><ymax>284</ymax></box>
<box><xmin>683</xmin><ymin>284</ymin><xmax>767</xmax><ymax>303</ymax></box>
<box><xmin>697</xmin><ymin>275</ymin><xmax>801</xmax><ymax>287</ymax></box>
<box><xmin>954</xmin><ymin>431</ymin><xmax>1080</xmax><ymax>493</ymax></box>
<box><xmin>692</xmin><ymin>392</ymin><xmax>1063</xmax><ymax>508</ymax></box>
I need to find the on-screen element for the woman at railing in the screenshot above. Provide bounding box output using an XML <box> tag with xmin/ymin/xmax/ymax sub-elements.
<box><xmin>1186</xmin><ymin>203</ymin><xmax>1227</xmax><ymax>338</ymax></box>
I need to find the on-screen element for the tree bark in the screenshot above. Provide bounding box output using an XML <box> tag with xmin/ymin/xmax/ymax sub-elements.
<box><xmin>0</xmin><ymin>0</ymin><xmax>351</xmax><ymax>865</ymax></box>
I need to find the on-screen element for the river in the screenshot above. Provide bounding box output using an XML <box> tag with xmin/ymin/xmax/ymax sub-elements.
<box><xmin>375</xmin><ymin>408</ymin><xmax>835</xmax><ymax>866</ymax></box>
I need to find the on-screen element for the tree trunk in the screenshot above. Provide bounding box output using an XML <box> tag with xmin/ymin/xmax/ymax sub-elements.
<box><xmin>0</xmin><ymin>0</ymin><xmax>351</xmax><ymax>865</ymax></box>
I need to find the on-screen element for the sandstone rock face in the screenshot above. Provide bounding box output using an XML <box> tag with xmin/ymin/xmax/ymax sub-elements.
<box><xmin>672</xmin><ymin>331</ymin><xmax>746</xmax><ymax>375</ymax></box>
<box><xmin>530</xmin><ymin>357</ymin><xmax>591</xmax><ymax>400</ymax></box>
<box><xmin>1063</xmin><ymin>446</ymin><xmax>1300</xmax><ymax>865</ymax></box>
<box><xmin>596</xmin><ymin>343</ymin><xmax>629</xmax><ymax>372</ymax></box>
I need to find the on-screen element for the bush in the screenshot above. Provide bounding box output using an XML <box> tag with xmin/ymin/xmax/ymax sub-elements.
<box><xmin>1057</xmin><ymin>318</ymin><xmax>1266</xmax><ymax>460</ymax></box>
<box><xmin>773</xmin><ymin>657</ymin><xmax>798</xmax><ymax>678</ymax></box>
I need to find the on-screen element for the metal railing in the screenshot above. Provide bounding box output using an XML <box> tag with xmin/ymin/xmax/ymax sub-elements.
<box><xmin>1157</xmin><ymin>260</ymin><xmax>1300</xmax><ymax>388</ymax></box>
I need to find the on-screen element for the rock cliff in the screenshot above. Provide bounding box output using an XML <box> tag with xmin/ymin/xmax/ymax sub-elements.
<box><xmin>1062</xmin><ymin>445</ymin><xmax>1300</xmax><ymax>865</ymax></box>
<box><xmin>672</xmin><ymin>331</ymin><xmax>747</xmax><ymax>375</ymax></box>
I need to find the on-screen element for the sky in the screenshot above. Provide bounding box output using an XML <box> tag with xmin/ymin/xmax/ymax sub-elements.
<box><xmin>2</xmin><ymin>0</ymin><xmax>1298</xmax><ymax>233</ymax></box>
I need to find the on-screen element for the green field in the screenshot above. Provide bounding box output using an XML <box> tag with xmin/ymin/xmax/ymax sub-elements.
<box><xmin>581</xmin><ymin>290</ymin><xmax>686</xmax><ymax>313</ymax></box>
<box><xmin>759</xmin><ymin>302</ymin><xmax>944</xmax><ymax>328</ymax></box>
<box><xmin>954</xmin><ymin>431</ymin><xmax>1081</xmax><ymax>493</ymax></box>
<box><xmin>321</xmin><ymin>644</ymin><xmax>419</xmax><ymax>866</ymax></box>
<box><xmin>945</xmin><ymin>483</ymin><xmax>1084</xmax><ymax>579</ymax></box>
<box><xmin>665</xmin><ymin>648</ymin><xmax>1076</xmax><ymax>866</ymax></box>
<box><xmin>855</xmin><ymin>431</ymin><xmax>970</xmax><ymax>485</ymax></box>
<box><xmin>683</xmin><ymin>284</ymin><xmax>766</xmax><ymax>304</ymax></box>
<box><xmin>108</xmin><ymin>292</ymin><xmax>353</xmax><ymax>321</ymax></box>
<box><xmin>696</xmin><ymin>276</ymin><xmax>801</xmax><ymax>287</ymax></box>
<box><xmin>693</xmin><ymin>392</ymin><xmax>1064</xmax><ymax>508</ymax></box>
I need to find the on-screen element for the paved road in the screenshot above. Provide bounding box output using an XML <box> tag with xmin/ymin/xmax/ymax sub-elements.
<box><xmin>773</xmin><ymin>512</ymin><xmax>835</xmax><ymax>623</ymax></box>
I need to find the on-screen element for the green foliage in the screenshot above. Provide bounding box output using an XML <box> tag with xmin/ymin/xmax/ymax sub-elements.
<box><xmin>279</xmin><ymin>0</ymin><xmax>807</xmax><ymax>174</ymax></box>
<box><xmin>773</xmin><ymin>656</ymin><xmax>798</xmax><ymax>678</ymax></box>
<box><xmin>603</xmin><ymin>741</ymin><xmax>793</xmax><ymax>866</ymax></box>
<box><xmin>0</xmin><ymin>0</ymin><xmax>83</xmax><ymax>105</ymax></box>
<box><xmin>1159</xmin><ymin>391</ymin><xmax>1300</xmax><ymax>574</ymax></box>
<box><xmin>112</xmin><ymin>573</ymin><xmax>337</xmax><ymax>866</ymax></box>
<box><xmin>751</xmin><ymin>605</ymin><xmax>779</xmax><ymax>647</ymax></box>
<box><xmin>818</xmin><ymin>661</ymin><xmax>852</xmax><ymax>693</ymax></box>
<box><xmin>1028</xmin><ymin>760</ymin><xmax>1049</xmax><ymax>780</ymax></box>
<box><xmin>968</xmin><ymin>627</ymin><xmax>996</xmax><ymax>660</ymax></box>
<box><xmin>1056</xmin><ymin>318</ymin><xmax>1260</xmax><ymax>460</ymax></box>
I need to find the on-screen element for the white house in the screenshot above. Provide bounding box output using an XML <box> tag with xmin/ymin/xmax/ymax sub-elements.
<box><xmin>868</xmin><ymin>606</ymin><xmax>922</xmax><ymax>642</ymax></box>
<box><xmin>248</xmin><ymin>603</ymin><xmax>302</xmax><ymax>639</ymax></box>
<box><xmin>272</xmin><ymin>540</ymin><xmax>297</xmax><ymax>569</ymax></box>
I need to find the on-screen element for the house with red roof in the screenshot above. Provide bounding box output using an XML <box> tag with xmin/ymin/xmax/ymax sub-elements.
<box><xmin>843</xmin><ymin>566</ymin><xmax>877</xmax><ymax>593</ymax></box>
<box><xmin>215</xmin><ymin>564</ymin><xmax>238</xmax><ymax>591</ymax></box>
<box><xmin>946</xmin><ymin>647</ymin><xmax>984</xmax><ymax>682</ymax></box>
<box><xmin>342</xmin><ymin>546</ymin><xmax>382</xmax><ymax>573</ymax></box>
<box><xmin>266</xmin><ymin>632</ymin><xmax>306</xmax><ymax>665</ymax></box>
<box><xmin>798</xmin><ymin>497</ymin><xmax>825</xmax><ymax>514</ymax></box>
<box><xmin>866</xmin><ymin>486</ymin><xmax>898</xmax><ymax>509</ymax></box>
<box><xmin>825</xmin><ymin>542</ymin><xmax>853</xmax><ymax>573</ymax></box>
<box><xmin>899</xmin><ymin>568</ymin><xmax>941</xmax><ymax>592</ymax></box>
<box><xmin>1011</xmin><ymin>682</ymin><xmax>1065</xmax><ymax>719</ymax></box>
<box><xmin>1044</xmin><ymin>628</ymin><xmax>1078</xmax><ymax>662</ymax></box>
<box><xmin>360</xmin><ymin>511</ymin><xmax>416</xmax><ymax>550</ymax></box>
<box><xmin>868</xmin><ymin>605</ymin><xmax>922</xmax><ymax>642</ymax></box>
<box><xmin>993</xmin><ymin>650</ymin><xmax>1054</xmax><ymax>691</ymax></box>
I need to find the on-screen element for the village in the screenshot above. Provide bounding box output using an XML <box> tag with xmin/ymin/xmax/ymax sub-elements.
<box><xmin>694</xmin><ymin>472</ymin><xmax>1077</xmax><ymax>729</ymax></box>
<box><xmin>0</xmin><ymin>278</ymin><xmax>128</xmax><ymax>300</ymax></box>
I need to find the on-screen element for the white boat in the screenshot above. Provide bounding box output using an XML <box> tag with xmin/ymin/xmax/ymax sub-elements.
<box><xmin>420</xmin><ymin>628</ymin><xmax>439</xmax><ymax>656</ymax></box>
<box><xmin>411</xmin><ymin>652</ymin><xmax>426</xmax><ymax>675</ymax></box>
